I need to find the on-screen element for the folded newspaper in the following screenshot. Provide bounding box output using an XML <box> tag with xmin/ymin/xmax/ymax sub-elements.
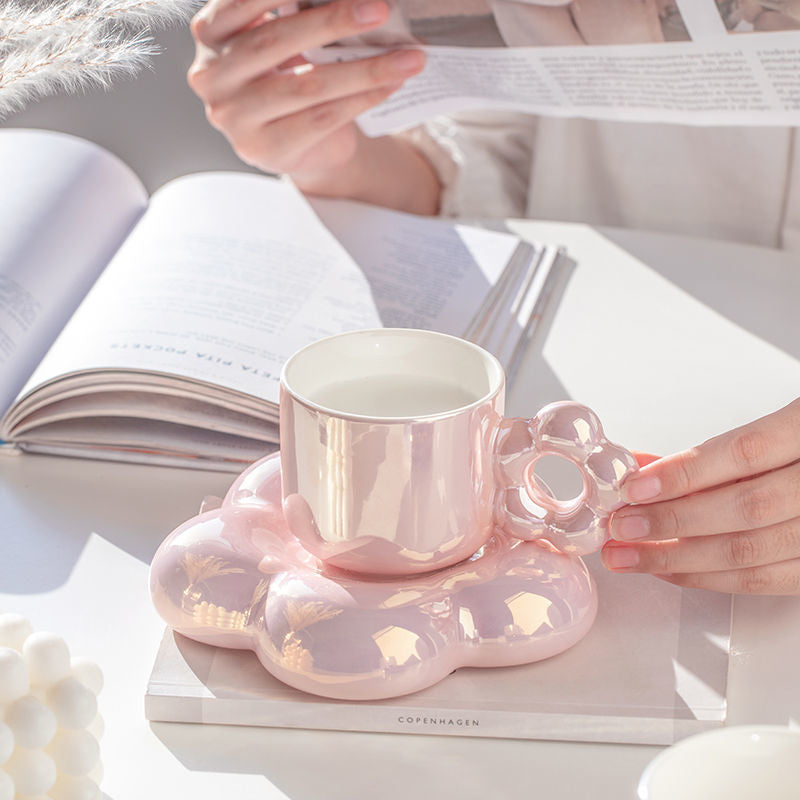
<box><xmin>294</xmin><ymin>0</ymin><xmax>800</xmax><ymax>133</ymax></box>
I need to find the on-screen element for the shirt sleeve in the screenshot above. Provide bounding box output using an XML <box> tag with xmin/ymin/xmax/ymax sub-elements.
<box><xmin>397</xmin><ymin>111</ymin><xmax>538</xmax><ymax>219</ymax></box>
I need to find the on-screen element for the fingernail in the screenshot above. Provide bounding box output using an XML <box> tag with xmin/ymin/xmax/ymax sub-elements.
<box><xmin>391</xmin><ymin>49</ymin><xmax>425</xmax><ymax>74</ymax></box>
<box><xmin>622</xmin><ymin>474</ymin><xmax>661</xmax><ymax>503</ymax></box>
<box><xmin>354</xmin><ymin>0</ymin><xmax>386</xmax><ymax>25</ymax></box>
<box><xmin>603</xmin><ymin>546</ymin><xmax>640</xmax><ymax>570</ymax></box>
<box><xmin>611</xmin><ymin>514</ymin><xmax>650</xmax><ymax>541</ymax></box>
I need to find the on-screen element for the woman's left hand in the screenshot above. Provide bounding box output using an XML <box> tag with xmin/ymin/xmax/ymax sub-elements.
<box><xmin>601</xmin><ymin>398</ymin><xmax>800</xmax><ymax>595</ymax></box>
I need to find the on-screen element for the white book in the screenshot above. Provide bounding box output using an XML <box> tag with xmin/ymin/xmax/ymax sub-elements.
<box><xmin>145</xmin><ymin>557</ymin><xmax>732</xmax><ymax>746</ymax></box>
<box><xmin>0</xmin><ymin>128</ymin><xmax>569</xmax><ymax>471</ymax></box>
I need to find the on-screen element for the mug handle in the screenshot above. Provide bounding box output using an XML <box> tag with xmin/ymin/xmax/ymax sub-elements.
<box><xmin>494</xmin><ymin>401</ymin><xmax>638</xmax><ymax>555</ymax></box>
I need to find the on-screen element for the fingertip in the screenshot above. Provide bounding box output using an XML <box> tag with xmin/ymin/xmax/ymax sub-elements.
<box><xmin>379</xmin><ymin>81</ymin><xmax>406</xmax><ymax>99</ymax></box>
<box><xmin>390</xmin><ymin>49</ymin><xmax>426</xmax><ymax>75</ymax></box>
<box><xmin>601</xmin><ymin>542</ymin><xmax>640</xmax><ymax>571</ymax></box>
<box><xmin>621</xmin><ymin>473</ymin><xmax>662</xmax><ymax>504</ymax></box>
<box><xmin>190</xmin><ymin>12</ymin><xmax>208</xmax><ymax>38</ymax></box>
<box><xmin>190</xmin><ymin>12</ymin><xmax>218</xmax><ymax>46</ymax></box>
<box><xmin>633</xmin><ymin>451</ymin><xmax>662</xmax><ymax>468</ymax></box>
<box><xmin>353</xmin><ymin>0</ymin><xmax>390</xmax><ymax>26</ymax></box>
<box><xmin>609</xmin><ymin>512</ymin><xmax>651</xmax><ymax>541</ymax></box>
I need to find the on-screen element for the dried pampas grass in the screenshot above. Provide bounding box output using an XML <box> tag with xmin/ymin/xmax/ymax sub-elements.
<box><xmin>0</xmin><ymin>0</ymin><xmax>201</xmax><ymax>118</ymax></box>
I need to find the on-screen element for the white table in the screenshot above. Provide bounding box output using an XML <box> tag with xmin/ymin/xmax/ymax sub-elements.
<box><xmin>2</xmin><ymin>221</ymin><xmax>799</xmax><ymax>800</ymax></box>
<box><xmin>3</xmin><ymin>23</ymin><xmax>800</xmax><ymax>800</ymax></box>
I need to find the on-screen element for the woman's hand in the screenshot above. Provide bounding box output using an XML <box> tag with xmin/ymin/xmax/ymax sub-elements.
<box><xmin>602</xmin><ymin>398</ymin><xmax>800</xmax><ymax>595</ymax></box>
<box><xmin>188</xmin><ymin>0</ymin><xmax>440</xmax><ymax>212</ymax></box>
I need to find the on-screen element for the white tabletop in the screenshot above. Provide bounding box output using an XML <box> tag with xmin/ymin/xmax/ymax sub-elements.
<box><xmin>3</xmin><ymin>23</ymin><xmax>800</xmax><ymax>800</ymax></box>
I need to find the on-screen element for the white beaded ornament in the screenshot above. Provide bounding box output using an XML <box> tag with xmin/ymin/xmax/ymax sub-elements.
<box><xmin>0</xmin><ymin>613</ymin><xmax>103</xmax><ymax>800</ymax></box>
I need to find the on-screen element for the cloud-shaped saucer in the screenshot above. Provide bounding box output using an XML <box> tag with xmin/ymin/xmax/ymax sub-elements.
<box><xmin>150</xmin><ymin>453</ymin><xmax>598</xmax><ymax>701</ymax></box>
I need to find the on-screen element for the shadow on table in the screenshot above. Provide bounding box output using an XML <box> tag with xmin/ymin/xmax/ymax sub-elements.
<box><xmin>0</xmin><ymin>454</ymin><xmax>233</xmax><ymax>592</ymax></box>
<box><xmin>505</xmin><ymin>249</ymin><xmax>575</xmax><ymax>415</ymax></box>
<box><xmin>149</xmin><ymin>717</ymin><xmax>654</xmax><ymax>800</ymax></box>
<box><xmin>145</xmin><ymin>554</ymin><xmax>732</xmax><ymax>800</ymax></box>
<box><xmin>599</xmin><ymin>228</ymin><xmax>800</xmax><ymax>361</ymax></box>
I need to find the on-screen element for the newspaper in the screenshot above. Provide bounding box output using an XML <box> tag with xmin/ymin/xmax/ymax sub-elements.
<box><xmin>296</xmin><ymin>0</ymin><xmax>800</xmax><ymax>134</ymax></box>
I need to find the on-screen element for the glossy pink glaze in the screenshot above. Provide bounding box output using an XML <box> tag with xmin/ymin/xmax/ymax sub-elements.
<box><xmin>280</xmin><ymin>330</ymin><xmax>637</xmax><ymax>574</ymax></box>
<box><xmin>495</xmin><ymin>401</ymin><xmax>640</xmax><ymax>554</ymax></box>
<box><xmin>151</xmin><ymin>331</ymin><xmax>637</xmax><ymax>700</ymax></box>
<box><xmin>150</xmin><ymin>453</ymin><xmax>599</xmax><ymax>701</ymax></box>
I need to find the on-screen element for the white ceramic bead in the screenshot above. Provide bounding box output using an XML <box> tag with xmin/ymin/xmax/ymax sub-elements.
<box><xmin>87</xmin><ymin>760</ymin><xmax>103</xmax><ymax>786</ymax></box>
<box><xmin>87</xmin><ymin>760</ymin><xmax>103</xmax><ymax>789</ymax></box>
<box><xmin>49</xmin><ymin>774</ymin><xmax>101</xmax><ymax>800</ymax></box>
<box><xmin>23</xmin><ymin>634</ymin><xmax>71</xmax><ymax>688</ymax></box>
<box><xmin>68</xmin><ymin>659</ymin><xmax>103</xmax><ymax>697</ymax></box>
<box><xmin>0</xmin><ymin>647</ymin><xmax>30</xmax><ymax>703</ymax></box>
<box><xmin>5</xmin><ymin>694</ymin><xmax>58</xmax><ymax>748</ymax></box>
<box><xmin>4</xmin><ymin>748</ymin><xmax>57</xmax><ymax>796</ymax></box>
<box><xmin>86</xmin><ymin>715</ymin><xmax>104</xmax><ymax>742</ymax></box>
<box><xmin>0</xmin><ymin>769</ymin><xmax>13</xmax><ymax>800</ymax></box>
<box><xmin>0</xmin><ymin>613</ymin><xmax>34</xmax><ymax>651</ymax></box>
<box><xmin>46</xmin><ymin>730</ymin><xmax>99</xmax><ymax>777</ymax></box>
<box><xmin>0</xmin><ymin>722</ymin><xmax>14</xmax><ymax>766</ymax></box>
<box><xmin>0</xmin><ymin>618</ymin><xmax>103</xmax><ymax>796</ymax></box>
<box><xmin>47</xmin><ymin>678</ymin><xmax>97</xmax><ymax>730</ymax></box>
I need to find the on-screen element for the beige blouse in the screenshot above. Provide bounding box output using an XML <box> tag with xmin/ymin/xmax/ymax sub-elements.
<box><xmin>405</xmin><ymin>113</ymin><xmax>800</xmax><ymax>251</ymax></box>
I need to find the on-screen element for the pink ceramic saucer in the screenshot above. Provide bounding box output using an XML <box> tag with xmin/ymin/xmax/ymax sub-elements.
<box><xmin>150</xmin><ymin>453</ymin><xmax>598</xmax><ymax>701</ymax></box>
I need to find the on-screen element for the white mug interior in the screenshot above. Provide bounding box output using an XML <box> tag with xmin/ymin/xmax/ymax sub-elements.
<box><xmin>281</xmin><ymin>328</ymin><xmax>504</xmax><ymax>420</ymax></box>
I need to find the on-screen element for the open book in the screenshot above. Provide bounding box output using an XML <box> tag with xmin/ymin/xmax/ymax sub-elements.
<box><xmin>0</xmin><ymin>128</ymin><xmax>569</xmax><ymax>471</ymax></box>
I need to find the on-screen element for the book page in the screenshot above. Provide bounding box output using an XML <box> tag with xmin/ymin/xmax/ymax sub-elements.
<box><xmin>309</xmin><ymin>196</ymin><xmax>522</xmax><ymax>334</ymax></box>
<box><xmin>18</xmin><ymin>417</ymin><xmax>275</xmax><ymax>467</ymax></box>
<box><xmin>310</xmin><ymin>196</ymin><xmax>568</xmax><ymax>382</ymax></box>
<box><xmin>15</xmin><ymin>174</ymin><xmax>384</xmax><ymax>407</ymax></box>
<box><xmin>0</xmin><ymin>129</ymin><xmax>148</xmax><ymax>417</ymax></box>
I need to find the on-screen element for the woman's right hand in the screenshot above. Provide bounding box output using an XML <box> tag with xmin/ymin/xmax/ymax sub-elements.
<box><xmin>187</xmin><ymin>0</ymin><xmax>427</xmax><ymax>185</ymax></box>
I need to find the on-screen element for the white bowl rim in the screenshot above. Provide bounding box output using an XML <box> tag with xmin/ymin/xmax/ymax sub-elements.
<box><xmin>638</xmin><ymin>725</ymin><xmax>800</xmax><ymax>800</ymax></box>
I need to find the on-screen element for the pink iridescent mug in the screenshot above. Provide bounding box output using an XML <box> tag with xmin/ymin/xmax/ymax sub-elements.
<box><xmin>280</xmin><ymin>328</ymin><xmax>637</xmax><ymax>576</ymax></box>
